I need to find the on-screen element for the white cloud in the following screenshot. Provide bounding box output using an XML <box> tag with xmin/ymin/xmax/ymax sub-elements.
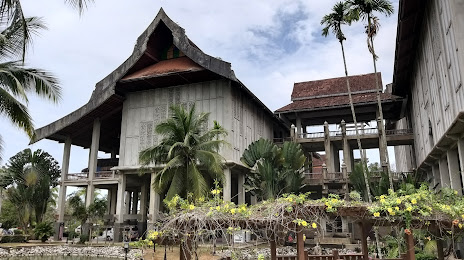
<box><xmin>1</xmin><ymin>0</ymin><xmax>400</xmax><ymax>171</ymax></box>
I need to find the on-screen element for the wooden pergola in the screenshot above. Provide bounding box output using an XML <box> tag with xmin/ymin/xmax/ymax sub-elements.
<box><xmin>155</xmin><ymin>204</ymin><xmax>455</xmax><ymax>260</ymax></box>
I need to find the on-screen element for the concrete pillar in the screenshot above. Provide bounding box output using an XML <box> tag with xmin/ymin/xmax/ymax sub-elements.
<box><xmin>110</xmin><ymin>187</ymin><xmax>117</xmax><ymax>215</ymax></box>
<box><xmin>332</xmin><ymin>144</ymin><xmax>340</xmax><ymax>172</ymax></box>
<box><xmin>324</xmin><ymin>121</ymin><xmax>334</xmax><ymax>172</ymax></box>
<box><xmin>250</xmin><ymin>195</ymin><xmax>257</xmax><ymax>205</ymax></box>
<box><xmin>237</xmin><ymin>173</ymin><xmax>245</xmax><ymax>205</ymax></box>
<box><xmin>138</xmin><ymin>182</ymin><xmax>148</xmax><ymax>238</ymax></box>
<box><xmin>125</xmin><ymin>191</ymin><xmax>132</xmax><ymax>214</ymax></box>
<box><xmin>432</xmin><ymin>164</ymin><xmax>440</xmax><ymax>188</ymax></box>
<box><xmin>148</xmin><ymin>173</ymin><xmax>160</xmax><ymax>230</ymax></box>
<box><xmin>458</xmin><ymin>138</ymin><xmax>464</xmax><ymax>192</ymax></box>
<box><xmin>439</xmin><ymin>156</ymin><xmax>451</xmax><ymax>188</ymax></box>
<box><xmin>341</xmin><ymin>120</ymin><xmax>353</xmax><ymax>172</ymax></box>
<box><xmin>106</xmin><ymin>189</ymin><xmax>112</xmax><ymax>214</ymax></box>
<box><xmin>86</xmin><ymin>118</ymin><xmax>100</xmax><ymax>207</ymax></box>
<box><xmin>296</xmin><ymin>116</ymin><xmax>302</xmax><ymax>138</ymax></box>
<box><xmin>290</xmin><ymin>124</ymin><xmax>296</xmax><ymax>141</ymax></box>
<box><xmin>341</xmin><ymin>217</ymin><xmax>349</xmax><ymax>233</ymax></box>
<box><xmin>55</xmin><ymin>136</ymin><xmax>72</xmax><ymax>240</ymax></box>
<box><xmin>132</xmin><ymin>191</ymin><xmax>139</xmax><ymax>214</ymax></box>
<box><xmin>115</xmin><ymin>174</ymin><xmax>126</xmax><ymax>223</ymax></box>
<box><xmin>223</xmin><ymin>167</ymin><xmax>232</xmax><ymax>201</ymax></box>
<box><xmin>447</xmin><ymin>149</ymin><xmax>462</xmax><ymax>194</ymax></box>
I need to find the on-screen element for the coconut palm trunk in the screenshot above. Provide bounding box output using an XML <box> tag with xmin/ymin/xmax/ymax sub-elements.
<box><xmin>367</xmin><ymin>14</ymin><xmax>393</xmax><ymax>190</ymax></box>
<box><xmin>321</xmin><ymin>1</ymin><xmax>372</xmax><ymax>202</ymax></box>
<box><xmin>340</xmin><ymin>41</ymin><xmax>372</xmax><ymax>202</ymax></box>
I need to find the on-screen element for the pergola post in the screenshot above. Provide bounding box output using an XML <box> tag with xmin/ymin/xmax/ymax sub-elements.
<box><xmin>436</xmin><ymin>239</ymin><xmax>444</xmax><ymax>260</ymax></box>
<box><xmin>180</xmin><ymin>235</ymin><xmax>193</xmax><ymax>260</ymax></box>
<box><xmin>270</xmin><ymin>239</ymin><xmax>277</xmax><ymax>260</ymax></box>
<box><xmin>359</xmin><ymin>222</ymin><xmax>369</xmax><ymax>260</ymax></box>
<box><xmin>405</xmin><ymin>230</ymin><xmax>415</xmax><ymax>260</ymax></box>
<box><xmin>297</xmin><ymin>226</ymin><xmax>305</xmax><ymax>260</ymax></box>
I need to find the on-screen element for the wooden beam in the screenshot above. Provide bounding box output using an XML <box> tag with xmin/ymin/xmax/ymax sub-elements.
<box><xmin>359</xmin><ymin>222</ymin><xmax>369</xmax><ymax>260</ymax></box>
<box><xmin>297</xmin><ymin>227</ymin><xmax>305</xmax><ymax>260</ymax></box>
<box><xmin>405</xmin><ymin>230</ymin><xmax>415</xmax><ymax>260</ymax></box>
<box><xmin>270</xmin><ymin>240</ymin><xmax>277</xmax><ymax>260</ymax></box>
<box><xmin>436</xmin><ymin>239</ymin><xmax>444</xmax><ymax>260</ymax></box>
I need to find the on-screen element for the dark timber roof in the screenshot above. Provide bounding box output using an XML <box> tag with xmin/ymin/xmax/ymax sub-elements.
<box><xmin>275</xmin><ymin>73</ymin><xmax>405</xmax><ymax>125</ymax></box>
<box><xmin>291</xmin><ymin>73</ymin><xmax>382</xmax><ymax>101</ymax></box>
<box><xmin>392</xmin><ymin>0</ymin><xmax>426</xmax><ymax>97</ymax></box>
<box><xmin>32</xmin><ymin>8</ymin><xmax>282</xmax><ymax>150</ymax></box>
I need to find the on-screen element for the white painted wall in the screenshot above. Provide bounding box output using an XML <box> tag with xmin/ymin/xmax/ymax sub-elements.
<box><xmin>118</xmin><ymin>79</ymin><xmax>273</xmax><ymax>167</ymax></box>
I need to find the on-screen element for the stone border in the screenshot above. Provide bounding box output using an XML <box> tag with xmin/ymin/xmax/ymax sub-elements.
<box><xmin>0</xmin><ymin>245</ymin><xmax>142</xmax><ymax>260</ymax></box>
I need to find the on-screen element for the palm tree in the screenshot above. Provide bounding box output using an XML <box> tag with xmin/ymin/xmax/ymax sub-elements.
<box><xmin>0</xmin><ymin>148</ymin><xmax>61</xmax><ymax>229</ymax></box>
<box><xmin>139</xmin><ymin>104</ymin><xmax>227</xmax><ymax>200</ymax></box>
<box><xmin>0</xmin><ymin>14</ymin><xmax>61</xmax><ymax>161</ymax></box>
<box><xmin>348</xmin><ymin>0</ymin><xmax>395</xmax><ymax>189</ymax></box>
<box><xmin>241</xmin><ymin>139</ymin><xmax>307</xmax><ymax>200</ymax></box>
<box><xmin>321</xmin><ymin>1</ymin><xmax>372</xmax><ymax>202</ymax></box>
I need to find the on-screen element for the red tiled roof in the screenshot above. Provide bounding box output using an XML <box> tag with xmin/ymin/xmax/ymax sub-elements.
<box><xmin>276</xmin><ymin>92</ymin><xmax>401</xmax><ymax>113</ymax></box>
<box><xmin>122</xmin><ymin>56</ymin><xmax>204</xmax><ymax>81</ymax></box>
<box><xmin>291</xmin><ymin>73</ymin><xmax>382</xmax><ymax>100</ymax></box>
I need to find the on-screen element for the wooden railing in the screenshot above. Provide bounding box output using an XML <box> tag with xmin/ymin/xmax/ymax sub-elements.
<box><xmin>296</xmin><ymin>128</ymin><xmax>412</xmax><ymax>140</ymax></box>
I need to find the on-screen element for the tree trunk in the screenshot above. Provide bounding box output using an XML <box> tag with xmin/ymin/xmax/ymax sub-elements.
<box><xmin>367</xmin><ymin>14</ymin><xmax>393</xmax><ymax>190</ymax></box>
<box><xmin>340</xmin><ymin>41</ymin><xmax>372</xmax><ymax>203</ymax></box>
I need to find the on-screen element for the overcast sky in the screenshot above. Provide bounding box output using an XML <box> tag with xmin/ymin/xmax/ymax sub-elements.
<box><xmin>0</xmin><ymin>0</ymin><xmax>399</xmax><ymax>172</ymax></box>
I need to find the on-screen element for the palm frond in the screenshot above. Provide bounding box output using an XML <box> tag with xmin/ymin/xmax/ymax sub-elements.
<box><xmin>64</xmin><ymin>0</ymin><xmax>94</xmax><ymax>15</ymax></box>
<box><xmin>0</xmin><ymin>86</ymin><xmax>33</xmax><ymax>136</ymax></box>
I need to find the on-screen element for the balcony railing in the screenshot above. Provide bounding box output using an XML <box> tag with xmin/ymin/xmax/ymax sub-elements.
<box><xmin>65</xmin><ymin>171</ymin><xmax>115</xmax><ymax>181</ymax></box>
<box><xmin>295</xmin><ymin>128</ymin><xmax>412</xmax><ymax>140</ymax></box>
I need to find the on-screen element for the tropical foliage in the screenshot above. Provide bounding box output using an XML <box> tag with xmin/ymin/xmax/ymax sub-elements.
<box><xmin>0</xmin><ymin>149</ymin><xmax>60</xmax><ymax>230</ymax></box>
<box><xmin>33</xmin><ymin>221</ymin><xmax>54</xmax><ymax>242</ymax></box>
<box><xmin>241</xmin><ymin>139</ymin><xmax>307</xmax><ymax>200</ymax></box>
<box><xmin>350</xmin><ymin>162</ymin><xmax>389</xmax><ymax>200</ymax></box>
<box><xmin>139</xmin><ymin>104</ymin><xmax>227</xmax><ymax>200</ymax></box>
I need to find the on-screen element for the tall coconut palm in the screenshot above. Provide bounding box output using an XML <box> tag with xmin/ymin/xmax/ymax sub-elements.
<box><xmin>139</xmin><ymin>104</ymin><xmax>227</xmax><ymax>200</ymax></box>
<box><xmin>0</xmin><ymin>14</ymin><xmax>61</xmax><ymax>161</ymax></box>
<box><xmin>321</xmin><ymin>1</ymin><xmax>372</xmax><ymax>202</ymax></box>
<box><xmin>348</xmin><ymin>0</ymin><xmax>394</xmax><ymax>190</ymax></box>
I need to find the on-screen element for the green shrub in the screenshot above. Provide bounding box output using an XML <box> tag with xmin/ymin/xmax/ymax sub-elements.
<box><xmin>13</xmin><ymin>229</ymin><xmax>24</xmax><ymax>235</ymax></box>
<box><xmin>416</xmin><ymin>253</ymin><xmax>436</xmax><ymax>260</ymax></box>
<box><xmin>0</xmin><ymin>235</ymin><xmax>28</xmax><ymax>243</ymax></box>
<box><xmin>79</xmin><ymin>234</ymin><xmax>89</xmax><ymax>244</ymax></box>
<box><xmin>34</xmin><ymin>222</ymin><xmax>54</xmax><ymax>242</ymax></box>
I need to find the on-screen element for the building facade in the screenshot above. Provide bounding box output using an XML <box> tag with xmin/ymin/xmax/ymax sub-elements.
<box><xmin>32</xmin><ymin>9</ymin><xmax>284</xmax><ymax>241</ymax></box>
<box><xmin>393</xmin><ymin>0</ymin><xmax>464</xmax><ymax>194</ymax></box>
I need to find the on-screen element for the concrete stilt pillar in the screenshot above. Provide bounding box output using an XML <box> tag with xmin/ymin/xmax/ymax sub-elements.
<box><xmin>250</xmin><ymin>195</ymin><xmax>258</xmax><ymax>205</ymax></box>
<box><xmin>125</xmin><ymin>191</ymin><xmax>132</xmax><ymax>214</ymax></box>
<box><xmin>114</xmin><ymin>174</ymin><xmax>126</xmax><ymax>242</ymax></box>
<box><xmin>107</xmin><ymin>189</ymin><xmax>112</xmax><ymax>215</ymax></box>
<box><xmin>458</xmin><ymin>138</ymin><xmax>464</xmax><ymax>192</ymax></box>
<box><xmin>110</xmin><ymin>187</ymin><xmax>117</xmax><ymax>215</ymax></box>
<box><xmin>296</xmin><ymin>116</ymin><xmax>302</xmax><ymax>138</ymax></box>
<box><xmin>291</xmin><ymin>124</ymin><xmax>296</xmax><ymax>141</ymax></box>
<box><xmin>132</xmin><ymin>191</ymin><xmax>139</xmax><ymax>215</ymax></box>
<box><xmin>332</xmin><ymin>144</ymin><xmax>340</xmax><ymax>172</ymax></box>
<box><xmin>223</xmin><ymin>167</ymin><xmax>232</xmax><ymax>202</ymax></box>
<box><xmin>341</xmin><ymin>120</ymin><xmax>352</xmax><ymax>172</ymax></box>
<box><xmin>148</xmin><ymin>173</ymin><xmax>160</xmax><ymax>230</ymax></box>
<box><xmin>55</xmin><ymin>136</ymin><xmax>71</xmax><ymax>240</ymax></box>
<box><xmin>86</xmin><ymin>118</ymin><xmax>100</xmax><ymax>207</ymax></box>
<box><xmin>237</xmin><ymin>173</ymin><xmax>245</xmax><ymax>205</ymax></box>
<box><xmin>432</xmin><ymin>164</ymin><xmax>440</xmax><ymax>188</ymax></box>
<box><xmin>324</xmin><ymin>121</ymin><xmax>334</xmax><ymax>173</ymax></box>
<box><xmin>439</xmin><ymin>156</ymin><xmax>451</xmax><ymax>188</ymax></box>
<box><xmin>138</xmin><ymin>182</ymin><xmax>148</xmax><ymax>237</ymax></box>
<box><xmin>447</xmin><ymin>149</ymin><xmax>462</xmax><ymax>194</ymax></box>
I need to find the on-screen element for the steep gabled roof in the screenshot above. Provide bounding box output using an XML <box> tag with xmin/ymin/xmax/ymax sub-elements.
<box><xmin>32</xmin><ymin>8</ymin><xmax>279</xmax><ymax>147</ymax></box>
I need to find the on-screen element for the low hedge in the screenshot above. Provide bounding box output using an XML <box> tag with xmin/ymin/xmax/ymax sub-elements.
<box><xmin>0</xmin><ymin>235</ymin><xmax>29</xmax><ymax>243</ymax></box>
